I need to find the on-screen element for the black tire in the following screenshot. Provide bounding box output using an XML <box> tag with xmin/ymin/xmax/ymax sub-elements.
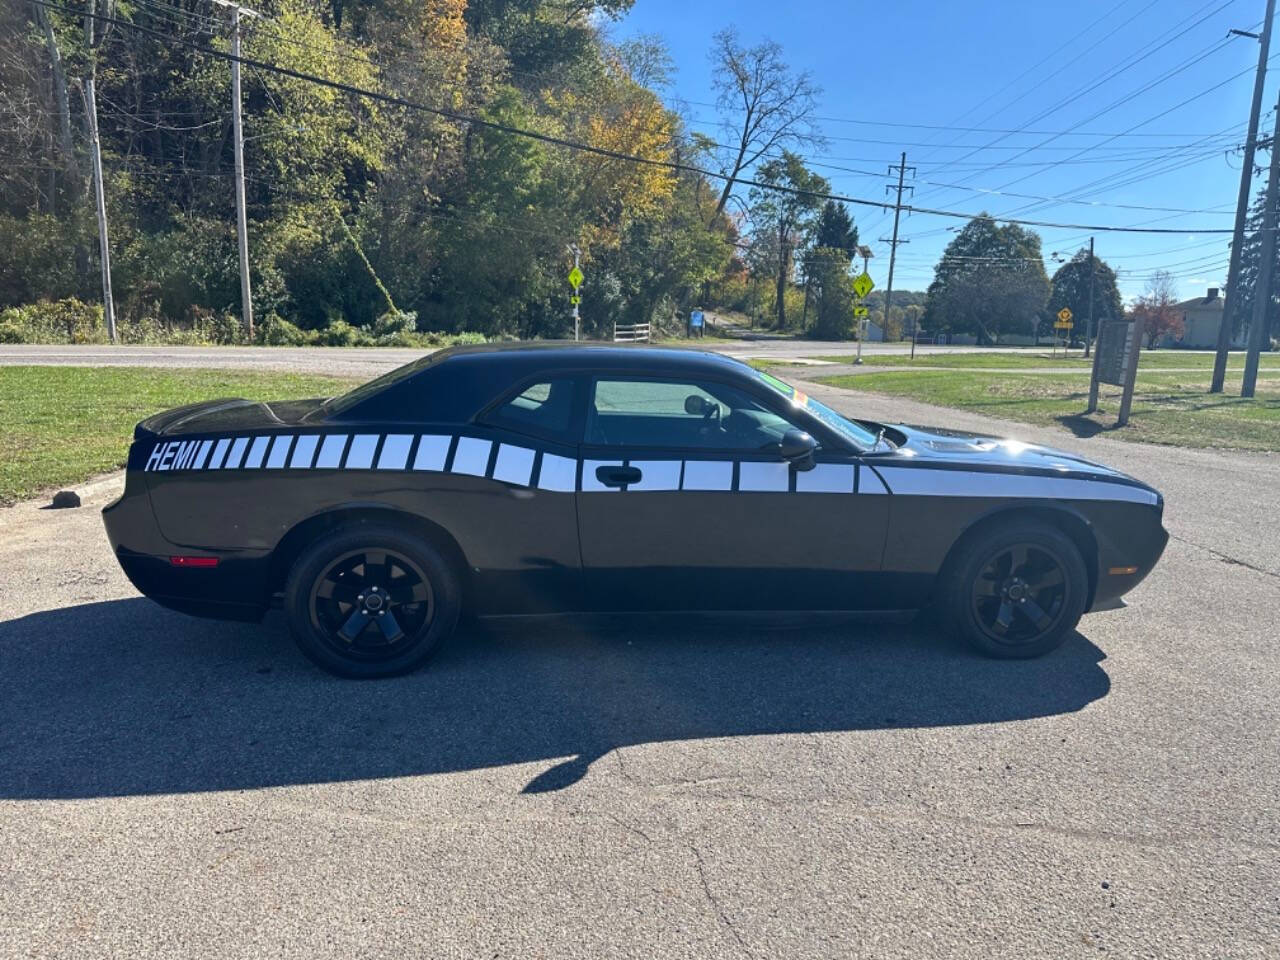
<box><xmin>283</xmin><ymin>525</ymin><xmax>461</xmax><ymax>678</ymax></box>
<box><xmin>939</xmin><ymin>520</ymin><xmax>1088</xmax><ymax>659</ymax></box>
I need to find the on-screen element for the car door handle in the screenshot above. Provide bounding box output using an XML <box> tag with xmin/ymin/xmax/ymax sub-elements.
<box><xmin>596</xmin><ymin>465</ymin><xmax>642</xmax><ymax>488</ymax></box>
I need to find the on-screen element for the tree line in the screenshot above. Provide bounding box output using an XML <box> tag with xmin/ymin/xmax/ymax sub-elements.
<box><xmin>2</xmin><ymin>2</ymin><xmax>1263</xmax><ymax>347</ymax></box>
<box><xmin>0</xmin><ymin>0</ymin><xmax>881</xmax><ymax>344</ymax></box>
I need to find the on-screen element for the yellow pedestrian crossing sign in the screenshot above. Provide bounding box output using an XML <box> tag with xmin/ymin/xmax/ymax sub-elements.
<box><xmin>1057</xmin><ymin>307</ymin><xmax>1072</xmax><ymax>323</ymax></box>
<box><xmin>568</xmin><ymin>266</ymin><xmax>583</xmax><ymax>289</ymax></box>
<box><xmin>853</xmin><ymin>272</ymin><xmax>874</xmax><ymax>299</ymax></box>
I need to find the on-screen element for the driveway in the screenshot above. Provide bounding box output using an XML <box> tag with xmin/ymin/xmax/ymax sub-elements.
<box><xmin>1</xmin><ymin>379</ymin><xmax>1276</xmax><ymax>959</ymax></box>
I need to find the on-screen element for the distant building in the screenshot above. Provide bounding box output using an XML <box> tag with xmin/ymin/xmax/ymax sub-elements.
<box><xmin>1160</xmin><ymin>288</ymin><xmax>1240</xmax><ymax>349</ymax></box>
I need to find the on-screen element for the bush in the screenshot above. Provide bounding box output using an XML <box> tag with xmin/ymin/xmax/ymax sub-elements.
<box><xmin>256</xmin><ymin>313</ymin><xmax>311</xmax><ymax>346</ymax></box>
<box><xmin>313</xmin><ymin>318</ymin><xmax>363</xmax><ymax>347</ymax></box>
<box><xmin>0</xmin><ymin>299</ymin><xmax>106</xmax><ymax>343</ymax></box>
<box><xmin>371</xmin><ymin>310</ymin><xmax>418</xmax><ymax>338</ymax></box>
<box><xmin>0</xmin><ymin>298</ymin><xmax>488</xmax><ymax>349</ymax></box>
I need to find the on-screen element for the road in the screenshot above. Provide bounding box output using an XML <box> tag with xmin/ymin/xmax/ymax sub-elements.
<box><xmin>2</xmin><ymin>363</ymin><xmax>1278</xmax><ymax>958</ymax></box>
<box><xmin>0</xmin><ymin>337</ymin><xmax>1092</xmax><ymax>377</ymax></box>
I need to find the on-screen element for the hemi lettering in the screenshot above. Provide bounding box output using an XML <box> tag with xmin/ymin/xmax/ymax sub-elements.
<box><xmin>158</xmin><ymin>443</ymin><xmax>178</xmax><ymax>471</ymax></box>
<box><xmin>177</xmin><ymin>441</ymin><xmax>202</xmax><ymax>470</ymax></box>
<box><xmin>145</xmin><ymin>443</ymin><xmax>166</xmax><ymax>471</ymax></box>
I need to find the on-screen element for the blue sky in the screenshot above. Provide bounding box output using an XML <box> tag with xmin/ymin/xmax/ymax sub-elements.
<box><xmin>613</xmin><ymin>0</ymin><xmax>1273</xmax><ymax>302</ymax></box>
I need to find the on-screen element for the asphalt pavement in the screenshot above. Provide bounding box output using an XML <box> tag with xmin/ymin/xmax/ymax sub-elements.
<box><xmin>1</xmin><ymin>356</ymin><xmax>1278</xmax><ymax>959</ymax></box>
<box><xmin>0</xmin><ymin>337</ymin><xmax>1078</xmax><ymax>377</ymax></box>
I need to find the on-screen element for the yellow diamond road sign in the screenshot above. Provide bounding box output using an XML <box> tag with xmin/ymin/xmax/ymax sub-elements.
<box><xmin>1057</xmin><ymin>307</ymin><xmax>1072</xmax><ymax>323</ymax></box>
<box><xmin>853</xmin><ymin>272</ymin><xmax>874</xmax><ymax>299</ymax></box>
<box><xmin>568</xmin><ymin>266</ymin><xmax>583</xmax><ymax>289</ymax></box>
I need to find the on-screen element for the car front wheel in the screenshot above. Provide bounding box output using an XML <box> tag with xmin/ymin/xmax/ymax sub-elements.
<box><xmin>940</xmin><ymin>520</ymin><xmax>1089</xmax><ymax>659</ymax></box>
<box><xmin>284</xmin><ymin>525</ymin><xmax>461</xmax><ymax>678</ymax></box>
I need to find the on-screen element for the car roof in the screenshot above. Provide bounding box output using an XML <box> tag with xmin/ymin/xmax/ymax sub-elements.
<box><xmin>431</xmin><ymin>340</ymin><xmax>750</xmax><ymax>375</ymax></box>
<box><xmin>327</xmin><ymin>341</ymin><xmax>762</xmax><ymax>424</ymax></box>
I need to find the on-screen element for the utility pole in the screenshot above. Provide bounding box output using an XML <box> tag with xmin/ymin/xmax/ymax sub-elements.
<box><xmin>1242</xmin><ymin>80</ymin><xmax>1280</xmax><ymax>397</ymax></box>
<box><xmin>880</xmin><ymin>152</ymin><xmax>914</xmax><ymax>357</ymax></box>
<box><xmin>1212</xmin><ymin>0</ymin><xmax>1275</xmax><ymax>393</ymax></box>
<box><xmin>1084</xmin><ymin>236</ymin><xmax>1096</xmax><ymax>358</ymax></box>
<box><xmin>215</xmin><ymin>0</ymin><xmax>259</xmax><ymax>341</ymax></box>
<box><xmin>81</xmin><ymin>76</ymin><xmax>115</xmax><ymax>343</ymax></box>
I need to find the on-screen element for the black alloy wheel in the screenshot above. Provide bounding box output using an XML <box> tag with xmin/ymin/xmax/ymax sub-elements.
<box><xmin>284</xmin><ymin>525</ymin><xmax>461</xmax><ymax>678</ymax></box>
<box><xmin>969</xmin><ymin>542</ymin><xmax>1067</xmax><ymax>646</ymax></box>
<box><xmin>941</xmin><ymin>520</ymin><xmax>1088</xmax><ymax>659</ymax></box>
<box><xmin>309</xmin><ymin>548</ymin><xmax>435</xmax><ymax>662</ymax></box>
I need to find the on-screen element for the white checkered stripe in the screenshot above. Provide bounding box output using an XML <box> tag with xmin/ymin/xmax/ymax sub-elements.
<box><xmin>140</xmin><ymin>435</ymin><xmax>1155</xmax><ymax>503</ymax></box>
<box><xmin>141</xmin><ymin>433</ymin><xmax>865</xmax><ymax>494</ymax></box>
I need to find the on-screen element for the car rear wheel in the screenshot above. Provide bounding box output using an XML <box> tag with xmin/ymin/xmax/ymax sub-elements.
<box><xmin>940</xmin><ymin>520</ymin><xmax>1088</xmax><ymax>659</ymax></box>
<box><xmin>284</xmin><ymin>525</ymin><xmax>460</xmax><ymax>678</ymax></box>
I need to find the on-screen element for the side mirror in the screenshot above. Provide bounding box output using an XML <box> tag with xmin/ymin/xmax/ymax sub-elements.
<box><xmin>684</xmin><ymin>394</ymin><xmax>710</xmax><ymax>416</ymax></box>
<box><xmin>779</xmin><ymin>428</ymin><xmax>816</xmax><ymax>471</ymax></box>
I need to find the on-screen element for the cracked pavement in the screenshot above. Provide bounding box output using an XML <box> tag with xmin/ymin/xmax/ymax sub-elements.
<box><xmin>2</xmin><ymin>363</ymin><xmax>1278</xmax><ymax>958</ymax></box>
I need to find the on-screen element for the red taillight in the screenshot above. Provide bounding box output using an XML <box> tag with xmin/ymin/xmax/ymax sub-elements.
<box><xmin>169</xmin><ymin>556</ymin><xmax>220</xmax><ymax>568</ymax></box>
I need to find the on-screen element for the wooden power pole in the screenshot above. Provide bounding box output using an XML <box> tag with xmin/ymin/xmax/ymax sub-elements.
<box><xmin>880</xmin><ymin>153</ymin><xmax>913</xmax><ymax>357</ymax></box>
<box><xmin>1242</xmin><ymin>80</ymin><xmax>1280</xmax><ymax>398</ymax></box>
<box><xmin>81</xmin><ymin>76</ymin><xmax>116</xmax><ymax>344</ymax></box>
<box><xmin>1212</xmin><ymin>0</ymin><xmax>1276</xmax><ymax>393</ymax></box>
<box><xmin>215</xmin><ymin>0</ymin><xmax>259</xmax><ymax>340</ymax></box>
<box><xmin>1084</xmin><ymin>236</ymin><xmax>1096</xmax><ymax>358</ymax></box>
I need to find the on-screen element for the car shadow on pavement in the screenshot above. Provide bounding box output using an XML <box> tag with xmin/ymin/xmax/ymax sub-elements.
<box><xmin>0</xmin><ymin>599</ymin><xmax>1110</xmax><ymax>798</ymax></box>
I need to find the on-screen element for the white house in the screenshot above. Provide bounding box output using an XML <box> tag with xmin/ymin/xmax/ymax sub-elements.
<box><xmin>1160</xmin><ymin>288</ymin><xmax>1241</xmax><ymax>349</ymax></box>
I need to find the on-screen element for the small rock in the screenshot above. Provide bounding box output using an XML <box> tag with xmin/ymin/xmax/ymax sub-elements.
<box><xmin>50</xmin><ymin>490</ymin><xmax>80</xmax><ymax>509</ymax></box>
<box><xmin>1101</xmin><ymin>881</ymin><xmax>1110</xmax><ymax>890</ymax></box>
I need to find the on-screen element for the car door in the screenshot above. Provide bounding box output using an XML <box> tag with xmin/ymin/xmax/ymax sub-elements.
<box><xmin>455</xmin><ymin>376</ymin><xmax>586</xmax><ymax>614</ymax></box>
<box><xmin>575</xmin><ymin>374</ymin><xmax>892</xmax><ymax>612</ymax></box>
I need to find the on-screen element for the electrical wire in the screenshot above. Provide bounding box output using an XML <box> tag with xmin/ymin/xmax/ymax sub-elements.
<box><xmin>29</xmin><ymin>0</ymin><xmax>1249</xmax><ymax>236</ymax></box>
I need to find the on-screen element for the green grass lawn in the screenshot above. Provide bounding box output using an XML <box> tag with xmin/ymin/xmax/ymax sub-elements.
<box><xmin>816</xmin><ymin>368</ymin><xmax>1280</xmax><ymax>452</ymax></box>
<box><xmin>0</xmin><ymin>366</ymin><xmax>359</xmax><ymax>504</ymax></box>
<box><xmin>810</xmin><ymin>351</ymin><xmax>1280</xmax><ymax>370</ymax></box>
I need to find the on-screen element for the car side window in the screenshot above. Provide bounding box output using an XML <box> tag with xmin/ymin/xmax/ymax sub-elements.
<box><xmin>484</xmin><ymin>379</ymin><xmax>576</xmax><ymax>440</ymax></box>
<box><xmin>588</xmin><ymin>378</ymin><xmax>800</xmax><ymax>450</ymax></box>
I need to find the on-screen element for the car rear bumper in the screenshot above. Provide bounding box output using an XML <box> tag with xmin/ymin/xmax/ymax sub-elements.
<box><xmin>103</xmin><ymin>473</ymin><xmax>271</xmax><ymax>623</ymax></box>
<box><xmin>112</xmin><ymin>549</ymin><xmax>268</xmax><ymax>622</ymax></box>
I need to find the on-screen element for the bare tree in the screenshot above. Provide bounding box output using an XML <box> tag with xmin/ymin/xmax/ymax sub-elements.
<box><xmin>708</xmin><ymin>27</ymin><xmax>822</xmax><ymax>223</ymax></box>
<box><xmin>1133</xmin><ymin>271</ymin><xmax>1183</xmax><ymax>348</ymax></box>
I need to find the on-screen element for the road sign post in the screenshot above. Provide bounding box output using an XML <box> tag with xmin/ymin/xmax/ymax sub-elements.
<box><xmin>567</xmin><ymin>254</ymin><xmax>583</xmax><ymax>341</ymax></box>
<box><xmin>1087</xmin><ymin>316</ymin><xmax>1143</xmax><ymax>425</ymax></box>
<box><xmin>852</xmin><ymin>271</ymin><xmax>875</xmax><ymax>365</ymax></box>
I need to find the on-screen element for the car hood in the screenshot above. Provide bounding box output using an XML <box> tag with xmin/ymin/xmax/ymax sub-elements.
<box><xmin>135</xmin><ymin>397</ymin><xmax>328</xmax><ymax>438</ymax></box>
<box><xmin>884</xmin><ymin>422</ymin><xmax>1138</xmax><ymax>482</ymax></box>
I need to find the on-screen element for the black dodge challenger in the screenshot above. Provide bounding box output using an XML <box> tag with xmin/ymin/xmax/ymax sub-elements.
<box><xmin>103</xmin><ymin>343</ymin><xmax>1168</xmax><ymax>677</ymax></box>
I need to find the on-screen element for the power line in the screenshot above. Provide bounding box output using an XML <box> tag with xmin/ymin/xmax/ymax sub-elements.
<box><xmin>910</xmin><ymin>0</ymin><xmax>1160</xmax><ymax>162</ymax></box>
<box><xmin>918</xmin><ymin>0</ymin><xmax>1235</xmax><ymax>182</ymax></box>
<box><xmin>28</xmin><ymin>0</ymin><xmax>1254</xmax><ymax>238</ymax></box>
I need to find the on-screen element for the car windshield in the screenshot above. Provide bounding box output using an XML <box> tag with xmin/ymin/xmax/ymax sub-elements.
<box><xmin>753</xmin><ymin>369</ymin><xmax>882</xmax><ymax>451</ymax></box>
